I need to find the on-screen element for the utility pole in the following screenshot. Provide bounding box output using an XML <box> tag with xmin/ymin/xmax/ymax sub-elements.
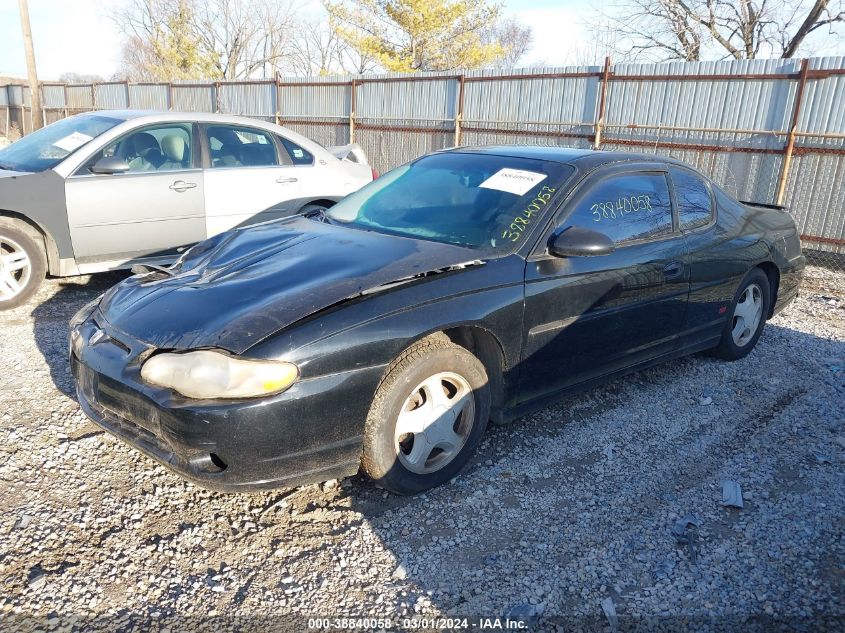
<box><xmin>18</xmin><ymin>0</ymin><xmax>42</xmax><ymax>131</ymax></box>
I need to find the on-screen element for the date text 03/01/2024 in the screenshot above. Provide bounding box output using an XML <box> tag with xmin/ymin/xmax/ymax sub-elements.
<box><xmin>306</xmin><ymin>616</ymin><xmax>529</xmax><ymax>630</ymax></box>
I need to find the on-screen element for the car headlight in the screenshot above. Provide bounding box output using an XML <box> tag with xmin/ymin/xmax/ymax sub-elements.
<box><xmin>140</xmin><ymin>350</ymin><xmax>298</xmax><ymax>399</ymax></box>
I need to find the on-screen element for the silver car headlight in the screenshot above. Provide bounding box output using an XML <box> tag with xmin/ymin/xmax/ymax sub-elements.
<box><xmin>140</xmin><ymin>350</ymin><xmax>298</xmax><ymax>399</ymax></box>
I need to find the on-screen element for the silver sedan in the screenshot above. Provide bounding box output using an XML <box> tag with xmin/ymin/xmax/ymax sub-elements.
<box><xmin>0</xmin><ymin>111</ymin><xmax>374</xmax><ymax>308</ymax></box>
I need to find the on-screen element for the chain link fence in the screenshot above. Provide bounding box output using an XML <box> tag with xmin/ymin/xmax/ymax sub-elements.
<box><xmin>1</xmin><ymin>58</ymin><xmax>844</xmax><ymax>272</ymax></box>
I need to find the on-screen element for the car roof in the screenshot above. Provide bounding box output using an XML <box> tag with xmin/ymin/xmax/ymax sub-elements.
<box><xmin>78</xmin><ymin>110</ymin><xmax>277</xmax><ymax>126</ymax></box>
<box><xmin>446</xmin><ymin>145</ymin><xmax>683</xmax><ymax>170</ymax></box>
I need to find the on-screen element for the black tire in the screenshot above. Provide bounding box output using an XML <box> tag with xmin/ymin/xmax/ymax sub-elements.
<box><xmin>362</xmin><ymin>335</ymin><xmax>491</xmax><ymax>495</ymax></box>
<box><xmin>711</xmin><ymin>268</ymin><xmax>771</xmax><ymax>361</ymax></box>
<box><xmin>0</xmin><ymin>220</ymin><xmax>46</xmax><ymax>310</ymax></box>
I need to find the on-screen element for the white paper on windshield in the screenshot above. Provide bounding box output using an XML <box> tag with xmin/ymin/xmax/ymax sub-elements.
<box><xmin>479</xmin><ymin>168</ymin><xmax>547</xmax><ymax>196</ymax></box>
<box><xmin>53</xmin><ymin>132</ymin><xmax>93</xmax><ymax>152</ymax></box>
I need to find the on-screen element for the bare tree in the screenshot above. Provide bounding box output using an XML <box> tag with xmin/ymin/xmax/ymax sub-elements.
<box><xmin>588</xmin><ymin>0</ymin><xmax>844</xmax><ymax>61</ymax></box>
<box><xmin>112</xmin><ymin>0</ymin><xmax>298</xmax><ymax>80</ymax></box>
<box><xmin>484</xmin><ymin>17</ymin><xmax>534</xmax><ymax>68</ymax></box>
<box><xmin>191</xmin><ymin>0</ymin><xmax>298</xmax><ymax>79</ymax></box>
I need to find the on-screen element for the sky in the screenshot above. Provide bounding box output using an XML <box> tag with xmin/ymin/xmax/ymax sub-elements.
<box><xmin>0</xmin><ymin>0</ymin><xmax>594</xmax><ymax>80</ymax></box>
<box><xmin>0</xmin><ymin>0</ymin><xmax>841</xmax><ymax>81</ymax></box>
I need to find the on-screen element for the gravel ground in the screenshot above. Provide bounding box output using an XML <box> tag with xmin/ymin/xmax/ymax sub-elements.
<box><xmin>0</xmin><ymin>267</ymin><xmax>843</xmax><ymax>631</ymax></box>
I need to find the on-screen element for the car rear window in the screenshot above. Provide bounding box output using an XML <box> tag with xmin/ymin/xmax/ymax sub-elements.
<box><xmin>671</xmin><ymin>167</ymin><xmax>713</xmax><ymax>230</ymax></box>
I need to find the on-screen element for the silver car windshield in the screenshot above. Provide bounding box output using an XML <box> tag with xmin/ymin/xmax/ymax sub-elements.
<box><xmin>0</xmin><ymin>114</ymin><xmax>122</xmax><ymax>173</ymax></box>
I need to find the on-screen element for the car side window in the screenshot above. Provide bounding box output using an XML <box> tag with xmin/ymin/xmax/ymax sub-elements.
<box><xmin>279</xmin><ymin>137</ymin><xmax>314</xmax><ymax>165</ymax></box>
<box><xmin>206</xmin><ymin>125</ymin><xmax>279</xmax><ymax>168</ymax></box>
<box><xmin>671</xmin><ymin>167</ymin><xmax>713</xmax><ymax>230</ymax></box>
<box><xmin>561</xmin><ymin>172</ymin><xmax>674</xmax><ymax>244</ymax></box>
<box><xmin>83</xmin><ymin>124</ymin><xmax>194</xmax><ymax>174</ymax></box>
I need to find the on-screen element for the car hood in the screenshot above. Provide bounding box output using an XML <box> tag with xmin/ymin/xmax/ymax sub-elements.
<box><xmin>98</xmin><ymin>216</ymin><xmax>481</xmax><ymax>354</ymax></box>
<box><xmin>0</xmin><ymin>168</ymin><xmax>34</xmax><ymax>179</ymax></box>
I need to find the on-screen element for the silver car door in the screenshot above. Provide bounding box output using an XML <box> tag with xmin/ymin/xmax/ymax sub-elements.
<box><xmin>202</xmin><ymin>123</ymin><xmax>301</xmax><ymax>236</ymax></box>
<box><xmin>65</xmin><ymin>122</ymin><xmax>206</xmax><ymax>269</ymax></box>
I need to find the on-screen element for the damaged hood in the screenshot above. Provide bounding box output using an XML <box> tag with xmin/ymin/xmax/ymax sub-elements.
<box><xmin>98</xmin><ymin>216</ymin><xmax>482</xmax><ymax>354</ymax></box>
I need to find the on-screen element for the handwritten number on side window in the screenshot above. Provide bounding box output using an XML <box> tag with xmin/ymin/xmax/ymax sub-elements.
<box><xmin>591</xmin><ymin>194</ymin><xmax>652</xmax><ymax>222</ymax></box>
<box><xmin>501</xmin><ymin>186</ymin><xmax>557</xmax><ymax>242</ymax></box>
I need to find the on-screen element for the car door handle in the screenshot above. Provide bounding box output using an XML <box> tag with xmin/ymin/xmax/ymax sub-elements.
<box><xmin>276</xmin><ymin>176</ymin><xmax>299</xmax><ymax>184</ymax></box>
<box><xmin>663</xmin><ymin>261</ymin><xmax>684</xmax><ymax>280</ymax></box>
<box><xmin>169</xmin><ymin>180</ymin><xmax>197</xmax><ymax>193</ymax></box>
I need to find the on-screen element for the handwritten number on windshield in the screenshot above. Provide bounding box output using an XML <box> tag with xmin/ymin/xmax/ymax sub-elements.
<box><xmin>501</xmin><ymin>186</ymin><xmax>557</xmax><ymax>242</ymax></box>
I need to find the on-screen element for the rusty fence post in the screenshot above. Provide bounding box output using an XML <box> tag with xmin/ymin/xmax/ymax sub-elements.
<box><xmin>454</xmin><ymin>74</ymin><xmax>465</xmax><ymax>147</ymax></box>
<box><xmin>349</xmin><ymin>79</ymin><xmax>357</xmax><ymax>144</ymax></box>
<box><xmin>593</xmin><ymin>56</ymin><xmax>611</xmax><ymax>149</ymax></box>
<box><xmin>275</xmin><ymin>75</ymin><xmax>282</xmax><ymax>126</ymax></box>
<box><xmin>776</xmin><ymin>58</ymin><xmax>810</xmax><ymax>206</ymax></box>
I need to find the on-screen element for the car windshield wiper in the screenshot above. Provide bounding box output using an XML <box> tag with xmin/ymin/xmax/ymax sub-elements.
<box><xmin>304</xmin><ymin>207</ymin><xmax>334</xmax><ymax>224</ymax></box>
<box><xmin>130</xmin><ymin>263</ymin><xmax>175</xmax><ymax>279</ymax></box>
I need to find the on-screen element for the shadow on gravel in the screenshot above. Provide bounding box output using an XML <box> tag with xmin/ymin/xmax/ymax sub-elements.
<box><xmin>334</xmin><ymin>321</ymin><xmax>845</xmax><ymax>627</ymax></box>
<box><xmin>31</xmin><ymin>272</ymin><xmax>130</xmax><ymax>397</ymax></box>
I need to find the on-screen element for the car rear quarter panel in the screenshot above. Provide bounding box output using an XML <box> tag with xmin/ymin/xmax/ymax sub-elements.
<box><xmin>683</xmin><ymin>187</ymin><xmax>804</xmax><ymax>339</ymax></box>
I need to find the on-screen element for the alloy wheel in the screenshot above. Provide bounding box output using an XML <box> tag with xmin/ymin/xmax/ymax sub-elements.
<box><xmin>0</xmin><ymin>236</ymin><xmax>32</xmax><ymax>302</ymax></box>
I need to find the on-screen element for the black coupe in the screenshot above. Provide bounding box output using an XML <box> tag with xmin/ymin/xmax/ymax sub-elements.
<box><xmin>70</xmin><ymin>146</ymin><xmax>805</xmax><ymax>495</ymax></box>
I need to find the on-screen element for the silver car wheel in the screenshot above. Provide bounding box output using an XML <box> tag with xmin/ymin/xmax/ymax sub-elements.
<box><xmin>394</xmin><ymin>371</ymin><xmax>475</xmax><ymax>475</ymax></box>
<box><xmin>0</xmin><ymin>236</ymin><xmax>32</xmax><ymax>302</ymax></box>
<box><xmin>731</xmin><ymin>283</ymin><xmax>763</xmax><ymax>347</ymax></box>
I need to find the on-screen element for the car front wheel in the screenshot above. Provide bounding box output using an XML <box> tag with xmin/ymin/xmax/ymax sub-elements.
<box><xmin>362</xmin><ymin>336</ymin><xmax>491</xmax><ymax>495</ymax></box>
<box><xmin>0</xmin><ymin>220</ymin><xmax>46</xmax><ymax>310</ymax></box>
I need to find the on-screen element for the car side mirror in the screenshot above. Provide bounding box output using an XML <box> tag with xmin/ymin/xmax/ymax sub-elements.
<box><xmin>90</xmin><ymin>156</ymin><xmax>130</xmax><ymax>175</ymax></box>
<box><xmin>549</xmin><ymin>226</ymin><xmax>615</xmax><ymax>257</ymax></box>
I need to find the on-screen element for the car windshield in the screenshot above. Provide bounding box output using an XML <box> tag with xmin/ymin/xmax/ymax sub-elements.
<box><xmin>0</xmin><ymin>114</ymin><xmax>122</xmax><ymax>173</ymax></box>
<box><xmin>326</xmin><ymin>152</ymin><xmax>573</xmax><ymax>255</ymax></box>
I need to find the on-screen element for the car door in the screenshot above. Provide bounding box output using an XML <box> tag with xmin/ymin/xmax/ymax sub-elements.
<box><xmin>65</xmin><ymin>122</ymin><xmax>205</xmax><ymax>267</ymax></box>
<box><xmin>202</xmin><ymin>123</ymin><xmax>303</xmax><ymax>236</ymax></box>
<box><xmin>519</xmin><ymin>165</ymin><xmax>690</xmax><ymax>403</ymax></box>
<box><xmin>669</xmin><ymin>166</ymin><xmax>732</xmax><ymax>347</ymax></box>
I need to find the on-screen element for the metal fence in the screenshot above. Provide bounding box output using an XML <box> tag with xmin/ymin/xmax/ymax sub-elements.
<box><xmin>1</xmin><ymin>57</ymin><xmax>844</xmax><ymax>269</ymax></box>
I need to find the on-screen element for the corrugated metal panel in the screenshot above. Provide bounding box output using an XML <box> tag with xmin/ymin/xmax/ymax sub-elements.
<box><xmin>66</xmin><ymin>85</ymin><xmax>93</xmax><ymax>109</ymax></box>
<box><xmin>41</xmin><ymin>85</ymin><xmax>65</xmax><ymax>108</ymax></box>
<box><xmin>357</xmin><ymin>76</ymin><xmax>456</xmax><ymax>120</ymax></box>
<box><xmin>0</xmin><ymin>86</ymin><xmax>8</xmax><ymax>107</ymax></box>
<box><xmin>464</xmin><ymin>65</ymin><xmax>600</xmax><ymax>127</ymax></box>
<box><xmin>279</xmin><ymin>79</ymin><xmax>350</xmax><ymax>119</ymax></box>
<box><xmin>95</xmin><ymin>83</ymin><xmax>129</xmax><ymax>109</ymax></box>
<box><xmin>170</xmin><ymin>85</ymin><xmax>214</xmax><ymax>112</ymax></box>
<box><xmin>606</xmin><ymin>58</ymin><xmax>801</xmax><ymax>151</ymax></box>
<box><xmin>218</xmin><ymin>82</ymin><xmax>275</xmax><ymax>116</ymax></box>
<box><xmin>129</xmin><ymin>84</ymin><xmax>169</xmax><ymax>110</ymax></box>
<box><xmin>7</xmin><ymin>85</ymin><xmax>28</xmax><ymax>107</ymax></box>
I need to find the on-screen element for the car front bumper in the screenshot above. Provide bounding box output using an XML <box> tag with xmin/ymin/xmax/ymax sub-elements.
<box><xmin>70</xmin><ymin>312</ymin><xmax>383</xmax><ymax>492</ymax></box>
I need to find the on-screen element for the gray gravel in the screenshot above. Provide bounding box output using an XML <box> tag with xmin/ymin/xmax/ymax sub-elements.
<box><xmin>0</xmin><ymin>267</ymin><xmax>843</xmax><ymax>631</ymax></box>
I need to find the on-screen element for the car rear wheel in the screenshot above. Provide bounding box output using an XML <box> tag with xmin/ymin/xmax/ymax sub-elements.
<box><xmin>0</xmin><ymin>221</ymin><xmax>46</xmax><ymax>310</ymax></box>
<box><xmin>711</xmin><ymin>268</ymin><xmax>770</xmax><ymax>361</ymax></box>
<box><xmin>362</xmin><ymin>336</ymin><xmax>491</xmax><ymax>495</ymax></box>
